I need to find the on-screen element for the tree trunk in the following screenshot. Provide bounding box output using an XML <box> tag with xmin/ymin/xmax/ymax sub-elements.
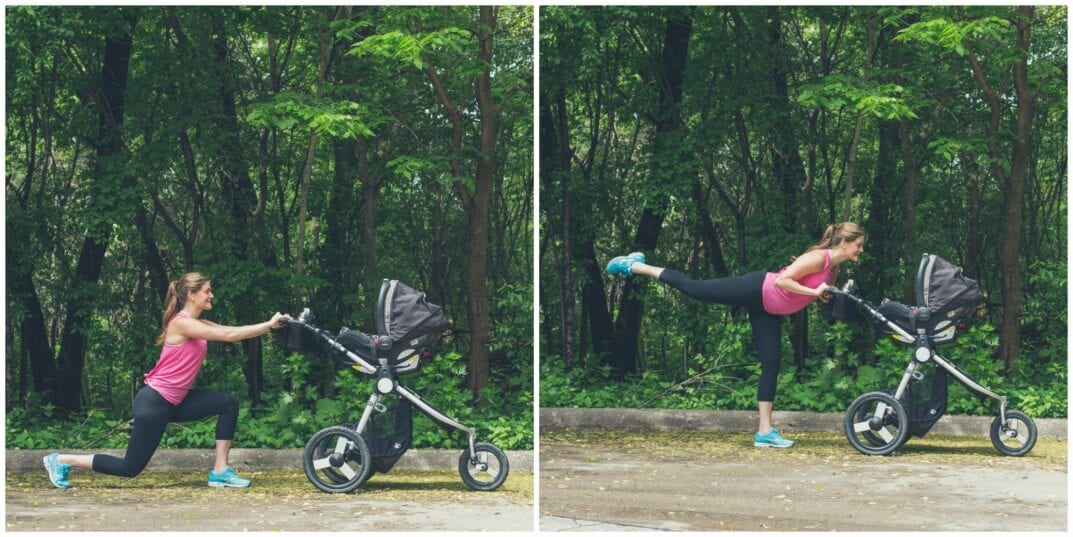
<box><xmin>465</xmin><ymin>6</ymin><xmax>500</xmax><ymax>399</ymax></box>
<box><xmin>211</xmin><ymin>16</ymin><xmax>265</xmax><ymax>407</ymax></box>
<box><xmin>358</xmin><ymin>137</ymin><xmax>379</xmax><ymax>332</ymax></box>
<box><xmin>543</xmin><ymin>86</ymin><xmax>575</xmax><ymax>367</ymax></box>
<box><xmin>966</xmin><ymin>7</ymin><xmax>1035</xmax><ymax>367</ymax></box>
<box><xmin>612</xmin><ymin>11</ymin><xmax>692</xmax><ymax>377</ymax></box>
<box><xmin>56</xmin><ymin>21</ymin><xmax>135</xmax><ymax>415</ymax></box>
<box><xmin>765</xmin><ymin>7</ymin><xmax>807</xmax><ymax>232</ymax></box>
<box><xmin>321</xmin><ymin>137</ymin><xmax>358</xmax><ymax>327</ymax></box>
<box><xmin>295</xmin><ymin>11</ymin><xmax>336</xmax><ymax>280</ymax></box>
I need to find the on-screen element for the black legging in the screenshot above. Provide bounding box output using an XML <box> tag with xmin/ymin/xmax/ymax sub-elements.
<box><xmin>659</xmin><ymin>269</ymin><xmax>783</xmax><ymax>403</ymax></box>
<box><xmin>92</xmin><ymin>386</ymin><xmax>239</xmax><ymax>478</ymax></box>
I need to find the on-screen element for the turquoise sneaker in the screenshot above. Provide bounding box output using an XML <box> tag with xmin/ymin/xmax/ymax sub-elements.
<box><xmin>754</xmin><ymin>428</ymin><xmax>795</xmax><ymax>448</ymax></box>
<box><xmin>208</xmin><ymin>466</ymin><xmax>251</xmax><ymax>488</ymax></box>
<box><xmin>606</xmin><ymin>252</ymin><xmax>646</xmax><ymax>276</ymax></box>
<box><xmin>43</xmin><ymin>452</ymin><xmax>71</xmax><ymax>489</ymax></box>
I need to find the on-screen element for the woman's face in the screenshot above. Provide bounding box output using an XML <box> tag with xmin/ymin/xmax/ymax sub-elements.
<box><xmin>842</xmin><ymin>237</ymin><xmax>865</xmax><ymax>263</ymax></box>
<box><xmin>187</xmin><ymin>282</ymin><xmax>214</xmax><ymax>311</ymax></box>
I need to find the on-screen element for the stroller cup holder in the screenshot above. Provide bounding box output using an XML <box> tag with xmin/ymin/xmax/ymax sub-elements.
<box><xmin>283</xmin><ymin>279</ymin><xmax>510</xmax><ymax>493</ymax></box>
<box><xmin>830</xmin><ymin>254</ymin><xmax>1038</xmax><ymax>457</ymax></box>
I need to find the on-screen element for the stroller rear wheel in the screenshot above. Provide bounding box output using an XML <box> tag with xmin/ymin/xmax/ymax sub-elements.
<box><xmin>853</xmin><ymin>389</ymin><xmax>910</xmax><ymax>449</ymax></box>
<box><xmin>458</xmin><ymin>442</ymin><xmax>509</xmax><ymax>491</ymax></box>
<box><xmin>989</xmin><ymin>410</ymin><xmax>1037</xmax><ymax>457</ymax></box>
<box><xmin>845</xmin><ymin>391</ymin><xmax>909</xmax><ymax>456</ymax></box>
<box><xmin>313</xmin><ymin>423</ymin><xmax>367</xmax><ymax>485</ymax></box>
<box><xmin>303</xmin><ymin>426</ymin><xmax>373</xmax><ymax>493</ymax></box>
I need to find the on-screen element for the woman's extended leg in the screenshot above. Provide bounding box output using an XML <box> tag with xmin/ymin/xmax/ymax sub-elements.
<box><xmin>658</xmin><ymin>269</ymin><xmax>765</xmax><ymax>308</ymax></box>
<box><xmin>89</xmin><ymin>387</ymin><xmax>174</xmax><ymax>478</ymax></box>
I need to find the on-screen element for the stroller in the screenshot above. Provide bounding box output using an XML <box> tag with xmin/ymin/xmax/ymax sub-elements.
<box><xmin>280</xmin><ymin>279</ymin><xmax>509</xmax><ymax>492</ymax></box>
<box><xmin>827</xmin><ymin>254</ymin><xmax>1038</xmax><ymax>457</ymax></box>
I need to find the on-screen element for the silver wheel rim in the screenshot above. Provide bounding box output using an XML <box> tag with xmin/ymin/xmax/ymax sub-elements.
<box><xmin>466</xmin><ymin>451</ymin><xmax>501</xmax><ymax>485</ymax></box>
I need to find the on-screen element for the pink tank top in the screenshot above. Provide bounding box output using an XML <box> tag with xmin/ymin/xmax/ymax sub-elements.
<box><xmin>144</xmin><ymin>311</ymin><xmax>208</xmax><ymax>405</ymax></box>
<box><xmin>761</xmin><ymin>249</ymin><xmax>835</xmax><ymax>315</ymax></box>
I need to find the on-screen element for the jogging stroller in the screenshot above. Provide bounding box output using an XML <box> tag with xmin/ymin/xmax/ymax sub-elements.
<box><xmin>827</xmin><ymin>254</ymin><xmax>1038</xmax><ymax>457</ymax></box>
<box><xmin>280</xmin><ymin>279</ymin><xmax>509</xmax><ymax>493</ymax></box>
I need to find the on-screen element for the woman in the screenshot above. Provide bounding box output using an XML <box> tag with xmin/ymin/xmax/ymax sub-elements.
<box><xmin>43</xmin><ymin>272</ymin><xmax>291</xmax><ymax>488</ymax></box>
<box><xmin>606</xmin><ymin>222</ymin><xmax>866</xmax><ymax>448</ymax></box>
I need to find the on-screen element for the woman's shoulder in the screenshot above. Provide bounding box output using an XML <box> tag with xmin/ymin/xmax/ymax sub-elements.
<box><xmin>799</xmin><ymin>248</ymin><xmax>828</xmax><ymax>267</ymax></box>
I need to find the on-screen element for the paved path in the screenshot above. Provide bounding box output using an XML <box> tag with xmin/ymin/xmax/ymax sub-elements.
<box><xmin>540</xmin><ymin>430</ymin><xmax>1067</xmax><ymax>532</ymax></box>
<box><xmin>6</xmin><ymin>469</ymin><xmax>533</xmax><ymax>531</ymax></box>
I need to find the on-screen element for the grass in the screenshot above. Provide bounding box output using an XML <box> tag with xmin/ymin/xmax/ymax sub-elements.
<box><xmin>6</xmin><ymin>468</ymin><xmax>534</xmax><ymax>504</ymax></box>
<box><xmin>542</xmin><ymin>430</ymin><xmax>1067</xmax><ymax>471</ymax></box>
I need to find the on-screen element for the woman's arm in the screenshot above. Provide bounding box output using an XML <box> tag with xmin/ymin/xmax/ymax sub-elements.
<box><xmin>172</xmin><ymin>313</ymin><xmax>290</xmax><ymax>343</ymax></box>
<box><xmin>774</xmin><ymin>250</ymin><xmax>829</xmax><ymax>298</ymax></box>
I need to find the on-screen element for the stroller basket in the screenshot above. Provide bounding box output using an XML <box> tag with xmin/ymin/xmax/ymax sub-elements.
<box><xmin>362</xmin><ymin>395</ymin><xmax>413</xmax><ymax>474</ymax></box>
<box><xmin>895</xmin><ymin>366</ymin><xmax>948</xmax><ymax>438</ymax></box>
<box><xmin>874</xmin><ymin>255</ymin><xmax>982</xmax><ymax>344</ymax></box>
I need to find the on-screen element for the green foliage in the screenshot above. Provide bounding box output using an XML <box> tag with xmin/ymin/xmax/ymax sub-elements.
<box><xmin>543</xmin><ymin>324</ymin><xmax>1066</xmax><ymax>418</ymax></box>
<box><xmin>797</xmin><ymin>76</ymin><xmax>919</xmax><ymax>120</ymax></box>
<box><xmin>350</xmin><ymin>28</ymin><xmax>471</xmax><ymax>69</ymax></box>
<box><xmin>6</xmin><ymin>6</ymin><xmax>533</xmax><ymax>453</ymax></box>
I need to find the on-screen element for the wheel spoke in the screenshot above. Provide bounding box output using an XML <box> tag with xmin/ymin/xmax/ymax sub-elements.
<box><xmin>873</xmin><ymin>402</ymin><xmax>889</xmax><ymax>419</ymax></box>
<box><xmin>338</xmin><ymin>462</ymin><xmax>357</xmax><ymax>480</ymax></box>
<box><xmin>853</xmin><ymin>421</ymin><xmax>872</xmax><ymax>433</ymax></box>
<box><xmin>313</xmin><ymin>457</ymin><xmax>333</xmax><ymax>470</ymax></box>
<box><xmin>877</xmin><ymin>426</ymin><xmax>894</xmax><ymax>443</ymax></box>
<box><xmin>1004</xmin><ymin>432</ymin><xmax>1025</xmax><ymax>447</ymax></box>
<box><xmin>333</xmin><ymin>436</ymin><xmax>349</xmax><ymax>455</ymax></box>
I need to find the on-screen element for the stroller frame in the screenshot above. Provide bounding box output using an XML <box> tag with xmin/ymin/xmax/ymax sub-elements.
<box><xmin>831</xmin><ymin>254</ymin><xmax>1037</xmax><ymax>457</ymax></box>
<box><xmin>302</xmin><ymin>318</ymin><xmax>480</xmax><ymax>461</ymax></box>
<box><xmin>285</xmin><ymin>279</ymin><xmax>509</xmax><ymax>492</ymax></box>
<box><xmin>832</xmin><ymin>287</ymin><xmax>1010</xmax><ymax>423</ymax></box>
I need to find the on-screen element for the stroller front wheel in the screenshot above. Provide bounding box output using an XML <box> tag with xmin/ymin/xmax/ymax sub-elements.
<box><xmin>303</xmin><ymin>426</ymin><xmax>373</xmax><ymax>493</ymax></box>
<box><xmin>989</xmin><ymin>410</ymin><xmax>1037</xmax><ymax>457</ymax></box>
<box><xmin>844</xmin><ymin>391</ymin><xmax>909</xmax><ymax>456</ymax></box>
<box><xmin>459</xmin><ymin>442</ymin><xmax>509</xmax><ymax>491</ymax></box>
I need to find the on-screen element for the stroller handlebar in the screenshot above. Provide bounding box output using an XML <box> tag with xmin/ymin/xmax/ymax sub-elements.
<box><xmin>282</xmin><ymin>317</ymin><xmax>378</xmax><ymax>375</ymax></box>
<box><xmin>824</xmin><ymin>283</ymin><xmax>919</xmax><ymax>342</ymax></box>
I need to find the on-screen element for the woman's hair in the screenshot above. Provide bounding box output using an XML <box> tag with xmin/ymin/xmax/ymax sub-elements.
<box><xmin>156</xmin><ymin>272</ymin><xmax>211</xmax><ymax>345</ymax></box>
<box><xmin>808</xmin><ymin>222</ymin><xmax>867</xmax><ymax>252</ymax></box>
<box><xmin>806</xmin><ymin>222</ymin><xmax>866</xmax><ymax>282</ymax></box>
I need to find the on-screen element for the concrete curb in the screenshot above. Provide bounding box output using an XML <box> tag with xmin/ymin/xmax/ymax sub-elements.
<box><xmin>5</xmin><ymin>448</ymin><xmax>533</xmax><ymax>473</ymax></box>
<box><xmin>540</xmin><ymin>407</ymin><xmax>1067</xmax><ymax>439</ymax></box>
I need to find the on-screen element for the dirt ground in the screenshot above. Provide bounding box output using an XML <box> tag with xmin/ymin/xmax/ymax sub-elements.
<box><xmin>6</xmin><ymin>469</ymin><xmax>533</xmax><ymax>531</ymax></box>
<box><xmin>540</xmin><ymin>430</ymin><xmax>1067</xmax><ymax>531</ymax></box>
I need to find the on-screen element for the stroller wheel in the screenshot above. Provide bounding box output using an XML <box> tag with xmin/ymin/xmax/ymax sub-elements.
<box><xmin>458</xmin><ymin>442</ymin><xmax>509</xmax><ymax>492</ymax></box>
<box><xmin>853</xmin><ymin>389</ymin><xmax>910</xmax><ymax>449</ymax></box>
<box><xmin>313</xmin><ymin>423</ymin><xmax>364</xmax><ymax>485</ymax></box>
<box><xmin>844</xmin><ymin>391</ymin><xmax>909</xmax><ymax>456</ymax></box>
<box><xmin>303</xmin><ymin>426</ymin><xmax>373</xmax><ymax>493</ymax></box>
<box><xmin>990</xmin><ymin>410</ymin><xmax>1037</xmax><ymax>457</ymax></box>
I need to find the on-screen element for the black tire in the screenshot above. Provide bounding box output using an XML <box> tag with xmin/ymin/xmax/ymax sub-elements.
<box><xmin>303</xmin><ymin>426</ymin><xmax>373</xmax><ymax>493</ymax></box>
<box><xmin>458</xmin><ymin>442</ymin><xmax>509</xmax><ymax>491</ymax></box>
<box><xmin>844</xmin><ymin>391</ymin><xmax>909</xmax><ymax>456</ymax></box>
<box><xmin>990</xmin><ymin>410</ymin><xmax>1037</xmax><ymax>457</ymax></box>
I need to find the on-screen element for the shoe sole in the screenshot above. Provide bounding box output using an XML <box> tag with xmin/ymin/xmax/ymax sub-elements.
<box><xmin>208</xmin><ymin>481</ymin><xmax>251</xmax><ymax>488</ymax></box>
<box><xmin>42</xmin><ymin>455</ymin><xmax>71</xmax><ymax>489</ymax></box>
<box><xmin>753</xmin><ymin>442</ymin><xmax>794</xmax><ymax>449</ymax></box>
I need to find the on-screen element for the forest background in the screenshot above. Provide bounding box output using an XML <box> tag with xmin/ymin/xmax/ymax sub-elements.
<box><xmin>6</xmin><ymin>5</ymin><xmax>534</xmax><ymax>451</ymax></box>
<box><xmin>540</xmin><ymin>6</ymin><xmax>1067</xmax><ymax>419</ymax></box>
